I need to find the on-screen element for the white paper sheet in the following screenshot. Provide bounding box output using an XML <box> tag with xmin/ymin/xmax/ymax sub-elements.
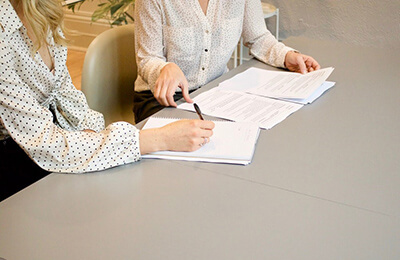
<box><xmin>219</xmin><ymin>67</ymin><xmax>335</xmax><ymax>100</ymax></box>
<box><xmin>142</xmin><ymin>117</ymin><xmax>260</xmax><ymax>165</ymax></box>
<box><xmin>279</xmin><ymin>81</ymin><xmax>336</xmax><ymax>104</ymax></box>
<box><xmin>178</xmin><ymin>88</ymin><xmax>303</xmax><ymax>129</ymax></box>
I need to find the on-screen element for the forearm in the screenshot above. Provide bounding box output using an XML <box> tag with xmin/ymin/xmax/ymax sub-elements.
<box><xmin>249</xmin><ymin>37</ymin><xmax>294</xmax><ymax>68</ymax></box>
<box><xmin>243</xmin><ymin>0</ymin><xmax>294</xmax><ymax>68</ymax></box>
<box><xmin>134</xmin><ymin>0</ymin><xmax>168</xmax><ymax>90</ymax></box>
<box><xmin>138</xmin><ymin>58</ymin><xmax>170</xmax><ymax>91</ymax></box>
<box><xmin>0</xmin><ymin>77</ymin><xmax>140</xmax><ymax>173</ymax></box>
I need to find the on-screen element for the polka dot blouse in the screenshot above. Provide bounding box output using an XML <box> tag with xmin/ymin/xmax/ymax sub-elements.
<box><xmin>0</xmin><ymin>0</ymin><xmax>141</xmax><ymax>173</ymax></box>
<box><xmin>134</xmin><ymin>0</ymin><xmax>294</xmax><ymax>92</ymax></box>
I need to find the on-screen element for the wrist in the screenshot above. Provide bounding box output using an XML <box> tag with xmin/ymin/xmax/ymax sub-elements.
<box><xmin>161</xmin><ymin>62</ymin><xmax>175</xmax><ymax>72</ymax></box>
<box><xmin>284</xmin><ymin>50</ymin><xmax>300</xmax><ymax>68</ymax></box>
<box><xmin>156</xmin><ymin>127</ymin><xmax>169</xmax><ymax>151</ymax></box>
<box><xmin>284</xmin><ymin>51</ymin><xmax>294</xmax><ymax>68</ymax></box>
<box><xmin>139</xmin><ymin>128</ymin><xmax>168</xmax><ymax>154</ymax></box>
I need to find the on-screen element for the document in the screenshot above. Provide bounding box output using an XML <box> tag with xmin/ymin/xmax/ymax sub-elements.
<box><xmin>218</xmin><ymin>67</ymin><xmax>335</xmax><ymax>102</ymax></box>
<box><xmin>178</xmin><ymin>88</ymin><xmax>303</xmax><ymax>129</ymax></box>
<box><xmin>142</xmin><ymin>117</ymin><xmax>260</xmax><ymax>165</ymax></box>
<box><xmin>178</xmin><ymin>66</ymin><xmax>334</xmax><ymax>129</ymax></box>
<box><xmin>280</xmin><ymin>81</ymin><xmax>336</xmax><ymax>105</ymax></box>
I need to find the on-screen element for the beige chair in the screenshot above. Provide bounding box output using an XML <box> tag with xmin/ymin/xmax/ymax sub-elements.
<box><xmin>81</xmin><ymin>24</ymin><xmax>136</xmax><ymax>125</ymax></box>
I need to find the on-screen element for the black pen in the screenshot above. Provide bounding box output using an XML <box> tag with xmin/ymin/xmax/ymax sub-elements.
<box><xmin>193</xmin><ymin>103</ymin><xmax>204</xmax><ymax>120</ymax></box>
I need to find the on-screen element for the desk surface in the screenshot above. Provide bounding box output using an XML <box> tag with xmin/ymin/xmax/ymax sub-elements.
<box><xmin>1</xmin><ymin>37</ymin><xmax>399</xmax><ymax>260</ymax></box>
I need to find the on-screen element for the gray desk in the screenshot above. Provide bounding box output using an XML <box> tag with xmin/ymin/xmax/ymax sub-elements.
<box><xmin>1</xmin><ymin>37</ymin><xmax>399</xmax><ymax>260</ymax></box>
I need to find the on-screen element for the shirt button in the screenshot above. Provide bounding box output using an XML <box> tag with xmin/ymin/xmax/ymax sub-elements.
<box><xmin>202</xmin><ymin>67</ymin><xmax>205</xmax><ymax>71</ymax></box>
<box><xmin>205</xmin><ymin>30</ymin><xmax>209</xmax><ymax>34</ymax></box>
<box><xmin>205</xmin><ymin>49</ymin><xmax>208</xmax><ymax>52</ymax></box>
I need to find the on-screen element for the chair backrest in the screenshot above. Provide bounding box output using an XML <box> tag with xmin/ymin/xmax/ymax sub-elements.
<box><xmin>81</xmin><ymin>24</ymin><xmax>136</xmax><ymax>125</ymax></box>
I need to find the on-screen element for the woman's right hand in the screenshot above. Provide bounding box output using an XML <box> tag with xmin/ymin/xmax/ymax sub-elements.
<box><xmin>154</xmin><ymin>63</ymin><xmax>193</xmax><ymax>107</ymax></box>
<box><xmin>139</xmin><ymin>119</ymin><xmax>215</xmax><ymax>154</ymax></box>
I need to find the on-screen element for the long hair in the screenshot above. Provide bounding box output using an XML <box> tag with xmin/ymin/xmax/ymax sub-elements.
<box><xmin>21</xmin><ymin>0</ymin><xmax>67</xmax><ymax>51</ymax></box>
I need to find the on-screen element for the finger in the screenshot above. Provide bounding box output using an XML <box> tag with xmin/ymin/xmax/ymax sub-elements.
<box><xmin>314</xmin><ymin>61</ymin><xmax>321</xmax><ymax>70</ymax></box>
<box><xmin>196</xmin><ymin>137</ymin><xmax>205</xmax><ymax>147</ymax></box>
<box><xmin>180</xmin><ymin>79</ymin><xmax>193</xmax><ymax>103</ymax></box>
<box><xmin>196</xmin><ymin>128</ymin><xmax>214</xmax><ymax>138</ymax></box>
<box><xmin>196</xmin><ymin>137</ymin><xmax>210</xmax><ymax>147</ymax></box>
<box><xmin>158</xmin><ymin>81</ymin><xmax>170</xmax><ymax>106</ymax></box>
<box><xmin>154</xmin><ymin>79</ymin><xmax>170</xmax><ymax>106</ymax></box>
<box><xmin>154</xmin><ymin>81</ymin><xmax>162</xmax><ymax>104</ymax></box>
<box><xmin>305</xmin><ymin>58</ymin><xmax>314</xmax><ymax>68</ymax></box>
<box><xmin>306</xmin><ymin>57</ymin><xmax>320</xmax><ymax>71</ymax></box>
<box><xmin>198</xmin><ymin>120</ymin><xmax>215</xmax><ymax>130</ymax></box>
<box><xmin>297</xmin><ymin>55</ymin><xmax>307</xmax><ymax>74</ymax></box>
<box><xmin>305</xmin><ymin>59</ymin><xmax>314</xmax><ymax>72</ymax></box>
<box><xmin>186</xmin><ymin>119</ymin><xmax>215</xmax><ymax>131</ymax></box>
<box><xmin>202</xmin><ymin>137</ymin><xmax>210</xmax><ymax>146</ymax></box>
<box><xmin>166</xmin><ymin>84</ymin><xmax>178</xmax><ymax>107</ymax></box>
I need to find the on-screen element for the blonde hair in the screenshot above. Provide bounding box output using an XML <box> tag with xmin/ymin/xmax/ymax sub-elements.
<box><xmin>21</xmin><ymin>0</ymin><xmax>67</xmax><ymax>52</ymax></box>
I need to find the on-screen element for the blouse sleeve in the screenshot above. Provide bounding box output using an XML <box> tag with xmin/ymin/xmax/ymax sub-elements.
<box><xmin>134</xmin><ymin>0</ymin><xmax>169</xmax><ymax>92</ymax></box>
<box><xmin>56</xmin><ymin>65</ymin><xmax>105</xmax><ymax>133</ymax></box>
<box><xmin>242</xmin><ymin>0</ymin><xmax>295</xmax><ymax>68</ymax></box>
<box><xmin>0</xmin><ymin>49</ymin><xmax>141</xmax><ymax>173</ymax></box>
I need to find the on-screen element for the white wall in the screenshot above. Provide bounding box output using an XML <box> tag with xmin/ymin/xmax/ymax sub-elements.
<box><xmin>263</xmin><ymin>0</ymin><xmax>400</xmax><ymax>48</ymax></box>
<box><xmin>65</xmin><ymin>0</ymin><xmax>400</xmax><ymax>50</ymax></box>
<box><xmin>64</xmin><ymin>2</ymin><xmax>113</xmax><ymax>51</ymax></box>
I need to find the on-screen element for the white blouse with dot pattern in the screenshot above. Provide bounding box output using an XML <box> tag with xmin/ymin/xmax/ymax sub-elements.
<box><xmin>0</xmin><ymin>0</ymin><xmax>141</xmax><ymax>173</ymax></box>
<box><xmin>134</xmin><ymin>0</ymin><xmax>294</xmax><ymax>92</ymax></box>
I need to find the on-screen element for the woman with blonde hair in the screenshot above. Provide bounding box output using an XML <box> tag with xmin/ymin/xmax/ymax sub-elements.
<box><xmin>0</xmin><ymin>0</ymin><xmax>214</xmax><ymax>201</ymax></box>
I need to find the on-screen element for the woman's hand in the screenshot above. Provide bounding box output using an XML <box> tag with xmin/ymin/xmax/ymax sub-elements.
<box><xmin>285</xmin><ymin>51</ymin><xmax>321</xmax><ymax>74</ymax></box>
<box><xmin>154</xmin><ymin>63</ymin><xmax>193</xmax><ymax>107</ymax></box>
<box><xmin>139</xmin><ymin>119</ymin><xmax>215</xmax><ymax>154</ymax></box>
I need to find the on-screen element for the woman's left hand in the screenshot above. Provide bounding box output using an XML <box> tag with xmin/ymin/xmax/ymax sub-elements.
<box><xmin>284</xmin><ymin>51</ymin><xmax>321</xmax><ymax>74</ymax></box>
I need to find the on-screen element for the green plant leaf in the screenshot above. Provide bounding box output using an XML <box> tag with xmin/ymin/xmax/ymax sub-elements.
<box><xmin>69</xmin><ymin>0</ymin><xmax>135</xmax><ymax>25</ymax></box>
<box><xmin>110</xmin><ymin>2</ymin><xmax>124</xmax><ymax>16</ymax></box>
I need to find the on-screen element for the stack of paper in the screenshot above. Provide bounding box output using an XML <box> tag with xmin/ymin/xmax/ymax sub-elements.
<box><xmin>218</xmin><ymin>67</ymin><xmax>335</xmax><ymax>104</ymax></box>
<box><xmin>142</xmin><ymin>117</ymin><xmax>260</xmax><ymax>165</ymax></box>
<box><xmin>178</xmin><ymin>67</ymin><xmax>335</xmax><ymax>129</ymax></box>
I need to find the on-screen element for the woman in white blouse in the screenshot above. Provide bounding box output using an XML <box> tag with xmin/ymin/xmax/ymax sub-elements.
<box><xmin>133</xmin><ymin>0</ymin><xmax>321</xmax><ymax>122</ymax></box>
<box><xmin>0</xmin><ymin>0</ymin><xmax>214</xmax><ymax>201</ymax></box>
